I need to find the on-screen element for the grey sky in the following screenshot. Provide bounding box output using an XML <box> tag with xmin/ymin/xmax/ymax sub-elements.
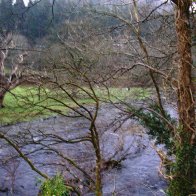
<box><xmin>24</xmin><ymin>0</ymin><xmax>29</xmax><ymax>6</ymax></box>
<box><xmin>13</xmin><ymin>0</ymin><xmax>29</xmax><ymax>6</ymax></box>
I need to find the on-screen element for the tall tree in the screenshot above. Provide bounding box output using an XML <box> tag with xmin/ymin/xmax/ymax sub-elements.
<box><xmin>103</xmin><ymin>0</ymin><xmax>196</xmax><ymax>194</ymax></box>
<box><xmin>167</xmin><ymin>0</ymin><xmax>196</xmax><ymax>195</ymax></box>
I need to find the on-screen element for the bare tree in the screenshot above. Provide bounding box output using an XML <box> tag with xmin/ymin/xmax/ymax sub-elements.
<box><xmin>0</xmin><ymin>32</ymin><xmax>33</xmax><ymax>108</ymax></box>
<box><xmin>89</xmin><ymin>0</ymin><xmax>195</xmax><ymax>195</ymax></box>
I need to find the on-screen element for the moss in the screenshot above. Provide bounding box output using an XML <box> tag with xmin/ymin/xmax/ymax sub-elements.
<box><xmin>167</xmin><ymin>132</ymin><xmax>196</xmax><ymax>196</ymax></box>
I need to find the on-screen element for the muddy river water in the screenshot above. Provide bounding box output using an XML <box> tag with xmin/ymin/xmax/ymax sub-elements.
<box><xmin>0</xmin><ymin>104</ymin><xmax>177</xmax><ymax>196</ymax></box>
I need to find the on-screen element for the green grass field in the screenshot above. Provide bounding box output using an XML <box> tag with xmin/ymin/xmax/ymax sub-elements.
<box><xmin>0</xmin><ymin>86</ymin><xmax>150</xmax><ymax>125</ymax></box>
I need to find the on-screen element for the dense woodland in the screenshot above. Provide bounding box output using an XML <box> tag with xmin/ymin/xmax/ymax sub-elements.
<box><xmin>0</xmin><ymin>0</ymin><xmax>195</xmax><ymax>196</ymax></box>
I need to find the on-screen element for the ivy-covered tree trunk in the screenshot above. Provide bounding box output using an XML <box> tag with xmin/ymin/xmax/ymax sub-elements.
<box><xmin>168</xmin><ymin>1</ymin><xmax>196</xmax><ymax>195</ymax></box>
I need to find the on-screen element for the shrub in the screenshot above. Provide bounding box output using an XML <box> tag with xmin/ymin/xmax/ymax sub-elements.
<box><xmin>128</xmin><ymin>104</ymin><xmax>176</xmax><ymax>154</ymax></box>
<box><xmin>39</xmin><ymin>174</ymin><xmax>70</xmax><ymax>196</ymax></box>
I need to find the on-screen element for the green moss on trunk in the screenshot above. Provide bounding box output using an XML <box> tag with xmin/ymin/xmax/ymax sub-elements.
<box><xmin>167</xmin><ymin>135</ymin><xmax>196</xmax><ymax>196</ymax></box>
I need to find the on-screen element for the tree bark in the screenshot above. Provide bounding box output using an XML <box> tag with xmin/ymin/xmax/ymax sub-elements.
<box><xmin>168</xmin><ymin>1</ymin><xmax>196</xmax><ymax>195</ymax></box>
<box><xmin>93</xmin><ymin>127</ymin><xmax>102</xmax><ymax>196</ymax></box>
<box><xmin>0</xmin><ymin>97</ymin><xmax>4</xmax><ymax>108</ymax></box>
<box><xmin>192</xmin><ymin>9</ymin><xmax>196</xmax><ymax>113</ymax></box>
<box><xmin>95</xmin><ymin>156</ymin><xmax>102</xmax><ymax>196</ymax></box>
<box><xmin>175</xmin><ymin>0</ymin><xmax>195</xmax><ymax>138</ymax></box>
<box><xmin>0</xmin><ymin>92</ymin><xmax>5</xmax><ymax>108</ymax></box>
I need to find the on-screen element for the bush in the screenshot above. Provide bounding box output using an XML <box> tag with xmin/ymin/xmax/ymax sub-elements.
<box><xmin>128</xmin><ymin>104</ymin><xmax>176</xmax><ymax>154</ymax></box>
<box><xmin>39</xmin><ymin>174</ymin><xmax>70</xmax><ymax>196</ymax></box>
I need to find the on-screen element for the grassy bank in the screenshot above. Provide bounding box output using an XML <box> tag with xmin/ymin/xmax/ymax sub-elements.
<box><xmin>0</xmin><ymin>86</ymin><xmax>150</xmax><ymax>125</ymax></box>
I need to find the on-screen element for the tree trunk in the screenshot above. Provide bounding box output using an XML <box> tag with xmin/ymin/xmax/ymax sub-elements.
<box><xmin>95</xmin><ymin>157</ymin><xmax>102</xmax><ymax>196</ymax></box>
<box><xmin>175</xmin><ymin>1</ymin><xmax>195</xmax><ymax>136</ymax></box>
<box><xmin>192</xmin><ymin>10</ymin><xmax>196</xmax><ymax>112</ymax></box>
<box><xmin>0</xmin><ymin>92</ymin><xmax>5</xmax><ymax>108</ymax></box>
<box><xmin>92</xmin><ymin>126</ymin><xmax>102</xmax><ymax>196</ymax></box>
<box><xmin>168</xmin><ymin>1</ymin><xmax>196</xmax><ymax>195</ymax></box>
